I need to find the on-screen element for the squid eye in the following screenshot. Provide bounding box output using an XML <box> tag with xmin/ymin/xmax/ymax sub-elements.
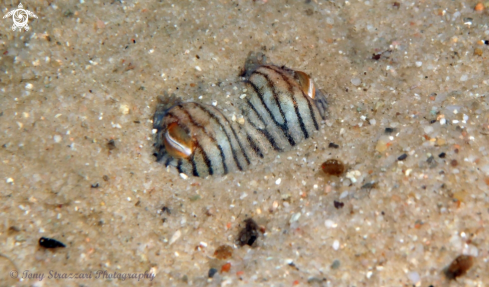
<box><xmin>295</xmin><ymin>71</ymin><xmax>316</xmax><ymax>99</ymax></box>
<box><xmin>163</xmin><ymin>122</ymin><xmax>195</xmax><ymax>158</ymax></box>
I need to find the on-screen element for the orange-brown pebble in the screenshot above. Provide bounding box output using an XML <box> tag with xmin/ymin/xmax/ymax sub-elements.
<box><xmin>214</xmin><ymin>245</ymin><xmax>233</xmax><ymax>260</ymax></box>
<box><xmin>321</xmin><ymin>159</ymin><xmax>346</xmax><ymax>176</ymax></box>
<box><xmin>236</xmin><ymin>271</ymin><xmax>244</xmax><ymax>277</ymax></box>
<box><xmin>221</xmin><ymin>262</ymin><xmax>231</xmax><ymax>273</ymax></box>
<box><xmin>474</xmin><ymin>2</ymin><xmax>484</xmax><ymax>11</ymax></box>
<box><xmin>484</xmin><ymin>177</ymin><xmax>489</xmax><ymax>186</ymax></box>
<box><xmin>474</xmin><ymin>48</ymin><xmax>483</xmax><ymax>56</ymax></box>
<box><xmin>445</xmin><ymin>255</ymin><xmax>474</xmax><ymax>280</ymax></box>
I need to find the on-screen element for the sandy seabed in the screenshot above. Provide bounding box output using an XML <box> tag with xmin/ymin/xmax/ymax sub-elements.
<box><xmin>1</xmin><ymin>0</ymin><xmax>489</xmax><ymax>286</ymax></box>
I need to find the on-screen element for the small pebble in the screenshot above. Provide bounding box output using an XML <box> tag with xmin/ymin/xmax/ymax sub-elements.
<box><xmin>439</xmin><ymin>152</ymin><xmax>446</xmax><ymax>158</ymax></box>
<box><xmin>445</xmin><ymin>255</ymin><xmax>474</xmax><ymax>280</ymax></box>
<box><xmin>328</xmin><ymin>142</ymin><xmax>339</xmax><ymax>149</ymax></box>
<box><xmin>90</xmin><ymin>183</ymin><xmax>99</xmax><ymax>188</ymax></box>
<box><xmin>221</xmin><ymin>262</ymin><xmax>231</xmax><ymax>273</ymax></box>
<box><xmin>237</xmin><ymin>218</ymin><xmax>259</xmax><ymax>247</ymax></box>
<box><xmin>107</xmin><ymin>139</ymin><xmax>116</xmax><ymax>150</ymax></box>
<box><xmin>397</xmin><ymin>154</ymin><xmax>408</xmax><ymax>161</ymax></box>
<box><xmin>332</xmin><ymin>240</ymin><xmax>340</xmax><ymax>250</ymax></box>
<box><xmin>407</xmin><ymin>271</ymin><xmax>420</xmax><ymax>284</ymax></box>
<box><xmin>25</xmin><ymin>83</ymin><xmax>34</xmax><ymax>90</ymax></box>
<box><xmin>450</xmin><ymin>159</ymin><xmax>458</xmax><ymax>167</ymax></box>
<box><xmin>384</xmin><ymin>127</ymin><xmax>395</xmax><ymax>134</ymax></box>
<box><xmin>415</xmin><ymin>61</ymin><xmax>422</xmax><ymax>67</ymax></box>
<box><xmin>333</xmin><ymin>201</ymin><xmax>344</xmax><ymax>209</ymax></box>
<box><xmin>208</xmin><ymin>268</ymin><xmax>218</xmax><ymax>278</ymax></box>
<box><xmin>351</xmin><ymin>77</ymin><xmax>361</xmax><ymax>86</ymax></box>
<box><xmin>39</xmin><ymin>237</ymin><xmax>66</xmax><ymax>248</ymax></box>
<box><xmin>331</xmin><ymin>259</ymin><xmax>341</xmax><ymax>269</ymax></box>
<box><xmin>53</xmin><ymin>135</ymin><xmax>62</xmax><ymax>143</ymax></box>
<box><xmin>321</xmin><ymin>159</ymin><xmax>346</xmax><ymax>176</ymax></box>
<box><xmin>214</xmin><ymin>245</ymin><xmax>233</xmax><ymax>260</ymax></box>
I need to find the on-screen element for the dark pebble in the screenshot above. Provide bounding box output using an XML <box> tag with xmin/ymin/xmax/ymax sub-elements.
<box><xmin>450</xmin><ymin>159</ymin><xmax>458</xmax><ymax>167</ymax></box>
<box><xmin>90</xmin><ymin>183</ymin><xmax>99</xmax><ymax>188</ymax></box>
<box><xmin>162</xmin><ymin>206</ymin><xmax>171</xmax><ymax>215</ymax></box>
<box><xmin>445</xmin><ymin>255</ymin><xmax>474</xmax><ymax>280</ymax></box>
<box><xmin>439</xmin><ymin>152</ymin><xmax>446</xmax><ymax>158</ymax></box>
<box><xmin>208</xmin><ymin>268</ymin><xmax>218</xmax><ymax>278</ymax></box>
<box><xmin>107</xmin><ymin>139</ymin><xmax>116</xmax><ymax>150</ymax></box>
<box><xmin>331</xmin><ymin>259</ymin><xmax>341</xmax><ymax>269</ymax></box>
<box><xmin>237</xmin><ymin>218</ymin><xmax>259</xmax><ymax>247</ymax></box>
<box><xmin>102</xmin><ymin>175</ymin><xmax>109</xmax><ymax>181</ymax></box>
<box><xmin>334</xmin><ymin>201</ymin><xmax>344</xmax><ymax>209</ymax></box>
<box><xmin>397</xmin><ymin>153</ymin><xmax>408</xmax><ymax>161</ymax></box>
<box><xmin>328</xmin><ymin>142</ymin><xmax>339</xmax><ymax>149</ymax></box>
<box><xmin>384</xmin><ymin>127</ymin><xmax>395</xmax><ymax>134</ymax></box>
<box><xmin>485</xmin><ymin>40</ymin><xmax>489</xmax><ymax>45</ymax></box>
<box><xmin>39</xmin><ymin>237</ymin><xmax>66</xmax><ymax>248</ymax></box>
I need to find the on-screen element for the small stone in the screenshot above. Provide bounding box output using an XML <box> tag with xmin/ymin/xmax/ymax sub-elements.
<box><xmin>25</xmin><ymin>83</ymin><xmax>34</xmax><ymax>90</ymax></box>
<box><xmin>328</xmin><ymin>142</ymin><xmax>339</xmax><ymax>148</ymax></box>
<box><xmin>439</xmin><ymin>152</ymin><xmax>446</xmax><ymax>158</ymax></box>
<box><xmin>415</xmin><ymin>61</ymin><xmax>422</xmax><ymax>67</ymax></box>
<box><xmin>39</xmin><ymin>237</ymin><xmax>66</xmax><ymax>248</ymax></box>
<box><xmin>474</xmin><ymin>48</ymin><xmax>483</xmax><ymax>56</ymax></box>
<box><xmin>214</xmin><ymin>245</ymin><xmax>233</xmax><ymax>260</ymax></box>
<box><xmin>53</xmin><ymin>135</ymin><xmax>62</xmax><ymax>143</ymax></box>
<box><xmin>332</xmin><ymin>240</ymin><xmax>340</xmax><ymax>250</ymax></box>
<box><xmin>90</xmin><ymin>183</ymin><xmax>99</xmax><ymax>188</ymax></box>
<box><xmin>6</xmin><ymin>178</ymin><xmax>14</xmax><ymax>184</ymax></box>
<box><xmin>275</xmin><ymin>178</ymin><xmax>281</xmax><ymax>185</ymax></box>
<box><xmin>290</xmin><ymin>212</ymin><xmax>301</xmax><ymax>223</ymax></box>
<box><xmin>450</xmin><ymin>159</ymin><xmax>458</xmax><ymax>167</ymax></box>
<box><xmin>474</xmin><ymin>2</ymin><xmax>484</xmax><ymax>11</ymax></box>
<box><xmin>119</xmin><ymin>104</ymin><xmax>130</xmax><ymax>115</ymax></box>
<box><xmin>107</xmin><ymin>139</ymin><xmax>116</xmax><ymax>150</ymax></box>
<box><xmin>445</xmin><ymin>255</ymin><xmax>474</xmax><ymax>280</ymax></box>
<box><xmin>321</xmin><ymin>159</ymin><xmax>346</xmax><ymax>176</ymax></box>
<box><xmin>384</xmin><ymin>127</ymin><xmax>395</xmax><ymax>134</ymax></box>
<box><xmin>460</xmin><ymin>75</ymin><xmax>468</xmax><ymax>81</ymax></box>
<box><xmin>221</xmin><ymin>262</ymin><xmax>231</xmax><ymax>273</ymax></box>
<box><xmin>351</xmin><ymin>77</ymin><xmax>361</xmax><ymax>86</ymax></box>
<box><xmin>331</xmin><ymin>259</ymin><xmax>341</xmax><ymax>269</ymax></box>
<box><xmin>436</xmin><ymin>138</ymin><xmax>446</xmax><ymax>146</ymax></box>
<box><xmin>398</xmin><ymin>154</ymin><xmax>408</xmax><ymax>161</ymax></box>
<box><xmin>169</xmin><ymin>230</ymin><xmax>181</xmax><ymax>245</ymax></box>
<box><xmin>407</xmin><ymin>271</ymin><xmax>420</xmax><ymax>284</ymax></box>
<box><xmin>333</xmin><ymin>201</ymin><xmax>344</xmax><ymax>209</ymax></box>
<box><xmin>208</xmin><ymin>268</ymin><xmax>218</xmax><ymax>278</ymax></box>
<box><xmin>376</xmin><ymin>140</ymin><xmax>387</xmax><ymax>152</ymax></box>
<box><xmin>237</xmin><ymin>218</ymin><xmax>259</xmax><ymax>247</ymax></box>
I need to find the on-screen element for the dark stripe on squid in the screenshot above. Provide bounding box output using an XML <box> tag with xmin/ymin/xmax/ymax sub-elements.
<box><xmin>191</xmin><ymin>157</ymin><xmax>199</xmax><ymax>177</ymax></box>
<box><xmin>248</xmin><ymin>76</ymin><xmax>296</xmax><ymax>146</ymax></box>
<box><xmin>177</xmin><ymin>159</ymin><xmax>183</xmax><ymax>173</ymax></box>
<box><xmin>246</xmin><ymin>133</ymin><xmax>264</xmax><ymax>158</ymax></box>
<box><xmin>195</xmin><ymin>104</ymin><xmax>246</xmax><ymax>171</ymax></box>
<box><xmin>178</xmin><ymin>105</ymin><xmax>226</xmax><ymax>175</ymax></box>
<box><xmin>245</xmin><ymin>98</ymin><xmax>283</xmax><ymax>152</ymax></box>
<box><xmin>265</xmin><ymin>66</ymin><xmax>309</xmax><ymax>139</ymax></box>
<box><xmin>217</xmin><ymin>145</ymin><xmax>228</xmax><ymax>174</ymax></box>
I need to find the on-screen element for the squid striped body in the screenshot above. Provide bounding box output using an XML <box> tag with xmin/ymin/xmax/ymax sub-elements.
<box><xmin>153</xmin><ymin>52</ymin><xmax>327</xmax><ymax>177</ymax></box>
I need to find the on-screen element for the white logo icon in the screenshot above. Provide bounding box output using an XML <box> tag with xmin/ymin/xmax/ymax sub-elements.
<box><xmin>3</xmin><ymin>3</ymin><xmax>38</xmax><ymax>31</ymax></box>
